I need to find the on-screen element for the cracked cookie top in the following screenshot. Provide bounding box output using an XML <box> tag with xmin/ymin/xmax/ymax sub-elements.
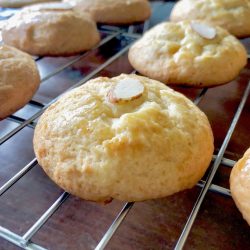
<box><xmin>170</xmin><ymin>0</ymin><xmax>250</xmax><ymax>38</ymax></box>
<box><xmin>128</xmin><ymin>21</ymin><xmax>247</xmax><ymax>87</ymax></box>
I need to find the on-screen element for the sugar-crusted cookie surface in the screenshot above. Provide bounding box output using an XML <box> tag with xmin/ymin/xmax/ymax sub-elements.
<box><xmin>0</xmin><ymin>45</ymin><xmax>40</xmax><ymax>119</ymax></box>
<box><xmin>63</xmin><ymin>0</ymin><xmax>151</xmax><ymax>24</ymax></box>
<box><xmin>128</xmin><ymin>21</ymin><xmax>247</xmax><ymax>87</ymax></box>
<box><xmin>0</xmin><ymin>0</ymin><xmax>60</xmax><ymax>8</ymax></box>
<box><xmin>230</xmin><ymin>148</ymin><xmax>250</xmax><ymax>225</ymax></box>
<box><xmin>34</xmin><ymin>74</ymin><xmax>214</xmax><ymax>202</ymax></box>
<box><xmin>170</xmin><ymin>0</ymin><xmax>250</xmax><ymax>38</ymax></box>
<box><xmin>2</xmin><ymin>4</ymin><xmax>100</xmax><ymax>56</ymax></box>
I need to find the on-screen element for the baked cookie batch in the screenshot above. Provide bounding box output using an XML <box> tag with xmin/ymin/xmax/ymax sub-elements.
<box><xmin>2</xmin><ymin>3</ymin><xmax>101</xmax><ymax>56</ymax></box>
<box><xmin>230</xmin><ymin>149</ymin><xmax>250</xmax><ymax>225</ymax></box>
<box><xmin>0</xmin><ymin>0</ymin><xmax>249</xmax><ymax>226</ymax></box>
<box><xmin>129</xmin><ymin>20</ymin><xmax>247</xmax><ymax>87</ymax></box>
<box><xmin>0</xmin><ymin>0</ymin><xmax>60</xmax><ymax>8</ymax></box>
<box><xmin>63</xmin><ymin>0</ymin><xmax>151</xmax><ymax>24</ymax></box>
<box><xmin>0</xmin><ymin>45</ymin><xmax>40</xmax><ymax>119</ymax></box>
<box><xmin>170</xmin><ymin>0</ymin><xmax>250</xmax><ymax>38</ymax></box>
<box><xmin>34</xmin><ymin>74</ymin><xmax>214</xmax><ymax>202</ymax></box>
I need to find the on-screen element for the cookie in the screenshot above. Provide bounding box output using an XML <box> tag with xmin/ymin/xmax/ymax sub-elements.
<box><xmin>33</xmin><ymin>74</ymin><xmax>214</xmax><ymax>202</ymax></box>
<box><xmin>128</xmin><ymin>21</ymin><xmax>247</xmax><ymax>88</ymax></box>
<box><xmin>170</xmin><ymin>0</ymin><xmax>250</xmax><ymax>38</ymax></box>
<box><xmin>0</xmin><ymin>45</ymin><xmax>40</xmax><ymax>119</ymax></box>
<box><xmin>0</xmin><ymin>0</ymin><xmax>60</xmax><ymax>8</ymax></box>
<box><xmin>230</xmin><ymin>148</ymin><xmax>250</xmax><ymax>225</ymax></box>
<box><xmin>63</xmin><ymin>0</ymin><xmax>151</xmax><ymax>24</ymax></box>
<box><xmin>2</xmin><ymin>2</ymin><xmax>100</xmax><ymax>56</ymax></box>
<box><xmin>23</xmin><ymin>1</ymin><xmax>73</xmax><ymax>11</ymax></box>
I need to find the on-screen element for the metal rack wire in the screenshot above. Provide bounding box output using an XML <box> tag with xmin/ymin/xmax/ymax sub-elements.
<box><xmin>0</xmin><ymin>1</ymin><xmax>249</xmax><ymax>249</ymax></box>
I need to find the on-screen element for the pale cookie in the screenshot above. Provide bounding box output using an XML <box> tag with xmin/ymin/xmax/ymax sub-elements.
<box><xmin>128</xmin><ymin>21</ymin><xmax>247</xmax><ymax>87</ymax></box>
<box><xmin>0</xmin><ymin>45</ymin><xmax>40</xmax><ymax>119</ymax></box>
<box><xmin>230</xmin><ymin>148</ymin><xmax>250</xmax><ymax>225</ymax></box>
<box><xmin>2</xmin><ymin>3</ymin><xmax>100</xmax><ymax>56</ymax></box>
<box><xmin>0</xmin><ymin>0</ymin><xmax>60</xmax><ymax>8</ymax></box>
<box><xmin>63</xmin><ymin>0</ymin><xmax>151</xmax><ymax>24</ymax></box>
<box><xmin>33</xmin><ymin>74</ymin><xmax>214</xmax><ymax>202</ymax></box>
<box><xmin>26</xmin><ymin>2</ymin><xmax>73</xmax><ymax>11</ymax></box>
<box><xmin>170</xmin><ymin>0</ymin><xmax>250</xmax><ymax>38</ymax></box>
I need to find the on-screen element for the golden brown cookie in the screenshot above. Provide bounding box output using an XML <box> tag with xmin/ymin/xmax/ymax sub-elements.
<box><xmin>0</xmin><ymin>45</ymin><xmax>40</xmax><ymax>119</ymax></box>
<box><xmin>2</xmin><ymin>2</ymin><xmax>100</xmax><ymax>56</ymax></box>
<box><xmin>170</xmin><ymin>0</ymin><xmax>250</xmax><ymax>38</ymax></box>
<box><xmin>128</xmin><ymin>21</ymin><xmax>247</xmax><ymax>87</ymax></box>
<box><xmin>63</xmin><ymin>0</ymin><xmax>151</xmax><ymax>24</ymax></box>
<box><xmin>230</xmin><ymin>148</ymin><xmax>250</xmax><ymax>225</ymax></box>
<box><xmin>0</xmin><ymin>0</ymin><xmax>60</xmax><ymax>8</ymax></box>
<box><xmin>33</xmin><ymin>74</ymin><xmax>214</xmax><ymax>202</ymax></box>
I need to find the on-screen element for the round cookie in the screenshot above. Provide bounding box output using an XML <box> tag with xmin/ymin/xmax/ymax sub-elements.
<box><xmin>63</xmin><ymin>0</ymin><xmax>151</xmax><ymax>24</ymax></box>
<box><xmin>230</xmin><ymin>148</ymin><xmax>250</xmax><ymax>225</ymax></box>
<box><xmin>0</xmin><ymin>45</ymin><xmax>40</xmax><ymax>119</ymax></box>
<box><xmin>128</xmin><ymin>21</ymin><xmax>247</xmax><ymax>88</ymax></box>
<box><xmin>0</xmin><ymin>0</ymin><xmax>60</xmax><ymax>8</ymax></box>
<box><xmin>2</xmin><ymin>2</ymin><xmax>100</xmax><ymax>56</ymax></box>
<box><xmin>33</xmin><ymin>74</ymin><xmax>214</xmax><ymax>202</ymax></box>
<box><xmin>170</xmin><ymin>0</ymin><xmax>250</xmax><ymax>38</ymax></box>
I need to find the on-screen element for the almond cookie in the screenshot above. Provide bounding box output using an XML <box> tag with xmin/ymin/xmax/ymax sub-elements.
<box><xmin>63</xmin><ymin>0</ymin><xmax>151</xmax><ymax>24</ymax></box>
<box><xmin>0</xmin><ymin>45</ymin><xmax>40</xmax><ymax>119</ymax></box>
<box><xmin>230</xmin><ymin>148</ymin><xmax>250</xmax><ymax>225</ymax></box>
<box><xmin>2</xmin><ymin>2</ymin><xmax>100</xmax><ymax>56</ymax></box>
<box><xmin>170</xmin><ymin>0</ymin><xmax>250</xmax><ymax>38</ymax></box>
<box><xmin>33</xmin><ymin>74</ymin><xmax>214</xmax><ymax>202</ymax></box>
<box><xmin>0</xmin><ymin>0</ymin><xmax>60</xmax><ymax>8</ymax></box>
<box><xmin>128</xmin><ymin>21</ymin><xmax>247</xmax><ymax>87</ymax></box>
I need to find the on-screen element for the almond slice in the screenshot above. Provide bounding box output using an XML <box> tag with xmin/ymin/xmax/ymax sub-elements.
<box><xmin>33</xmin><ymin>3</ymin><xmax>73</xmax><ymax>11</ymax></box>
<box><xmin>191</xmin><ymin>22</ymin><xmax>216</xmax><ymax>40</ymax></box>
<box><xmin>108</xmin><ymin>78</ymin><xmax>144</xmax><ymax>103</ymax></box>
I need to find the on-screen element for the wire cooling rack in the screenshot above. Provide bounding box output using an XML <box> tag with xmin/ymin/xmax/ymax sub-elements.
<box><xmin>0</xmin><ymin>1</ymin><xmax>250</xmax><ymax>249</ymax></box>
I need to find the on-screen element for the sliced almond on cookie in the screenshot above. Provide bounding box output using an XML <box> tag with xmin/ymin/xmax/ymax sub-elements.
<box><xmin>191</xmin><ymin>22</ymin><xmax>216</xmax><ymax>39</ymax></box>
<box><xmin>108</xmin><ymin>78</ymin><xmax>144</xmax><ymax>103</ymax></box>
<box><xmin>33</xmin><ymin>3</ymin><xmax>73</xmax><ymax>11</ymax></box>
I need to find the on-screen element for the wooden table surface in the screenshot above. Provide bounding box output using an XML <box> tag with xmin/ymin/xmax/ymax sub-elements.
<box><xmin>0</xmin><ymin>1</ymin><xmax>250</xmax><ymax>249</ymax></box>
